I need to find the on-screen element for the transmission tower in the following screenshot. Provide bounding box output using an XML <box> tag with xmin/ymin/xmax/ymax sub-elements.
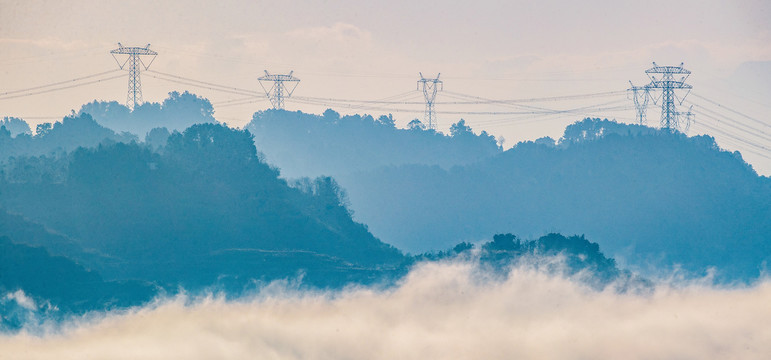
<box><xmin>417</xmin><ymin>72</ymin><xmax>443</xmax><ymax>130</ymax></box>
<box><xmin>628</xmin><ymin>81</ymin><xmax>650</xmax><ymax>125</ymax></box>
<box><xmin>642</xmin><ymin>62</ymin><xmax>693</xmax><ymax>132</ymax></box>
<box><xmin>110</xmin><ymin>43</ymin><xmax>158</xmax><ymax>110</ymax></box>
<box><xmin>258</xmin><ymin>70</ymin><xmax>300</xmax><ymax>110</ymax></box>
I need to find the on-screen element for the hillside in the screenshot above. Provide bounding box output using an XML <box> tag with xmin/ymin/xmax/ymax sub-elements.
<box><xmin>0</xmin><ymin>113</ymin><xmax>135</xmax><ymax>162</ymax></box>
<box><xmin>340</xmin><ymin>119</ymin><xmax>771</xmax><ymax>280</ymax></box>
<box><xmin>0</xmin><ymin>123</ymin><xmax>404</xmax><ymax>289</ymax></box>
<box><xmin>245</xmin><ymin>109</ymin><xmax>502</xmax><ymax>178</ymax></box>
<box><xmin>0</xmin><ymin>235</ymin><xmax>157</xmax><ymax>329</ymax></box>
<box><xmin>78</xmin><ymin>91</ymin><xmax>217</xmax><ymax>137</ymax></box>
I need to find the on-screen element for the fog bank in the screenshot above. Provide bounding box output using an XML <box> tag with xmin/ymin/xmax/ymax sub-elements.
<box><xmin>2</xmin><ymin>261</ymin><xmax>769</xmax><ymax>359</ymax></box>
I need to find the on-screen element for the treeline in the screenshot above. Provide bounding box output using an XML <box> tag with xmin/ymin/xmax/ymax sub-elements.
<box><xmin>78</xmin><ymin>91</ymin><xmax>217</xmax><ymax>137</ymax></box>
<box><xmin>245</xmin><ymin>109</ymin><xmax>502</xmax><ymax>178</ymax></box>
<box><xmin>341</xmin><ymin>118</ymin><xmax>771</xmax><ymax>280</ymax></box>
<box><xmin>415</xmin><ymin>233</ymin><xmax>649</xmax><ymax>290</ymax></box>
<box><xmin>0</xmin><ymin>113</ymin><xmax>135</xmax><ymax>163</ymax></box>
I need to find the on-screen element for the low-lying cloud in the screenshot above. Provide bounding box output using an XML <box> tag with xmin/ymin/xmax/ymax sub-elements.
<box><xmin>2</xmin><ymin>261</ymin><xmax>770</xmax><ymax>359</ymax></box>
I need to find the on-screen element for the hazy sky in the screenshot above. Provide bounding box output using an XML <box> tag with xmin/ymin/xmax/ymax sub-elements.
<box><xmin>1</xmin><ymin>0</ymin><xmax>769</xmax><ymax>172</ymax></box>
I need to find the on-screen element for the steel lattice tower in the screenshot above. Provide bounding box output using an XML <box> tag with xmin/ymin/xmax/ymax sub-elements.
<box><xmin>417</xmin><ymin>72</ymin><xmax>443</xmax><ymax>130</ymax></box>
<box><xmin>643</xmin><ymin>62</ymin><xmax>692</xmax><ymax>132</ymax></box>
<box><xmin>110</xmin><ymin>43</ymin><xmax>158</xmax><ymax>110</ymax></box>
<box><xmin>628</xmin><ymin>81</ymin><xmax>650</xmax><ymax>125</ymax></box>
<box><xmin>258</xmin><ymin>70</ymin><xmax>300</xmax><ymax>110</ymax></box>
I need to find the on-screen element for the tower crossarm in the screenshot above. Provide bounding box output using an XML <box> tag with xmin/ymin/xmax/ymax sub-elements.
<box><xmin>110</xmin><ymin>43</ymin><xmax>158</xmax><ymax>109</ymax></box>
<box><xmin>110</xmin><ymin>45</ymin><xmax>158</xmax><ymax>56</ymax></box>
<box><xmin>645</xmin><ymin>62</ymin><xmax>691</xmax><ymax>75</ymax></box>
<box><xmin>258</xmin><ymin>70</ymin><xmax>301</xmax><ymax>109</ymax></box>
<box><xmin>646</xmin><ymin>80</ymin><xmax>692</xmax><ymax>89</ymax></box>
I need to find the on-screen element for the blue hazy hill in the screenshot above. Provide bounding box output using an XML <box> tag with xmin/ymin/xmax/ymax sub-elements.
<box><xmin>0</xmin><ymin>113</ymin><xmax>136</xmax><ymax>162</ymax></box>
<box><xmin>0</xmin><ymin>235</ymin><xmax>157</xmax><ymax>327</ymax></box>
<box><xmin>245</xmin><ymin>109</ymin><xmax>501</xmax><ymax>179</ymax></box>
<box><xmin>417</xmin><ymin>233</ymin><xmax>648</xmax><ymax>290</ymax></box>
<box><xmin>340</xmin><ymin>118</ymin><xmax>771</xmax><ymax>280</ymax></box>
<box><xmin>0</xmin><ymin>117</ymin><xmax>31</xmax><ymax>137</ymax></box>
<box><xmin>0</xmin><ymin>123</ymin><xmax>404</xmax><ymax>290</ymax></box>
<box><xmin>78</xmin><ymin>91</ymin><xmax>217</xmax><ymax>137</ymax></box>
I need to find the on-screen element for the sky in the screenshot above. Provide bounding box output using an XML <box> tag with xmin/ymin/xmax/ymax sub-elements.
<box><xmin>1</xmin><ymin>0</ymin><xmax>769</xmax><ymax>173</ymax></box>
<box><xmin>2</xmin><ymin>261</ymin><xmax>771</xmax><ymax>359</ymax></box>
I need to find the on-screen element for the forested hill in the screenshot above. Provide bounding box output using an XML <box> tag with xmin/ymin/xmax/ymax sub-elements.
<box><xmin>245</xmin><ymin>109</ymin><xmax>502</xmax><ymax>178</ymax></box>
<box><xmin>78</xmin><ymin>91</ymin><xmax>217</xmax><ymax>137</ymax></box>
<box><xmin>341</xmin><ymin>118</ymin><xmax>771</xmax><ymax>280</ymax></box>
<box><xmin>0</xmin><ymin>123</ymin><xmax>404</xmax><ymax>289</ymax></box>
<box><xmin>0</xmin><ymin>113</ymin><xmax>135</xmax><ymax>162</ymax></box>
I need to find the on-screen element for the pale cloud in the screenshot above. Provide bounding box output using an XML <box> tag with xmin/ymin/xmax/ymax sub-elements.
<box><xmin>286</xmin><ymin>22</ymin><xmax>373</xmax><ymax>45</ymax></box>
<box><xmin>2</xmin><ymin>261</ymin><xmax>769</xmax><ymax>359</ymax></box>
<box><xmin>3</xmin><ymin>290</ymin><xmax>37</xmax><ymax>311</ymax></box>
<box><xmin>0</xmin><ymin>37</ymin><xmax>98</xmax><ymax>54</ymax></box>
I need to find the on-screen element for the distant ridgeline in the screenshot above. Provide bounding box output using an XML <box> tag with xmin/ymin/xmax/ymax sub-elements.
<box><xmin>78</xmin><ymin>91</ymin><xmax>217</xmax><ymax>137</ymax></box>
<box><xmin>245</xmin><ymin>109</ymin><xmax>502</xmax><ymax>179</ymax></box>
<box><xmin>341</xmin><ymin>118</ymin><xmax>771</xmax><ymax>281</ymax></box>
<box><xmin>0</xmin><ymin>113</ymin><xmax>136</xmax><ymax>163</ymax></box>
<box><xmin>0</xmin><ymin>92</ymin><xmax>215</xmax><ymax>164</ymax></box>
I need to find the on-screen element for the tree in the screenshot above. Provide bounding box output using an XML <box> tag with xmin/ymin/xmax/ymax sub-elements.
<box><xmin>323</xmin><ymin>108</ymin><xmax>340</xmax><ymax>123</ymax></box>
<box><xmin>145</xmin><ymin>127</ymin><xmax>171</xmax><ymax>150</ymax></box>
<box><xmin>450</xmin><ymin>119</ymin><xmax>472</xmax><ymax>137</ymax></box>
<box><xmin>35</xmin><ymin>123</ymin><xmax>52</xmax><ymax>137</ymax></box>
<box><xmin>407</xmin><ymin>119</ymin><xmax>425</xmax><ymax>130</ymax></box>
<box><xmin>378</xmin><ymin>114</ymin><xmax>395</xmax><ymax>127</ymax></box>
<box><xmin>0</xmin><ymin>117</ymin><xmax>32</xmax><ymax>137</ymax></box>
<box><xmin>313</xmin><ymin>176</ymin><xmax>351</xmax><ymax>211</ymax></box>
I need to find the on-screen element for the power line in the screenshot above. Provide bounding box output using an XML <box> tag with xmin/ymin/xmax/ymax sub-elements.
<box><xmin>144</xmin><ymin>73</ymin><xmax>262</xmax><ymax>98</ymax></box>
<box><xmin>686</xmin><ymin>102</ymin><xmax>771</xmax><ymax>144</ymax></box>
<box><xmin>212</xmin><ymin>95</ymin><xmax>264</xmax><ymax>106</ymax></box>
<box><xmin>293</xmin><ymin>95</ymin><xmax>424</xmax><ymax>105</ymax></box>
<box><xmin>690</xmin><ymin>93</ymin><xmax>768</xmax><ymax>129</ymax></box>
<box><xmin>0</xmin><ymin>74</ymin><xmax>125</xmax><ymax>101</ymax></box>
<box><xmin>0</xmin><ymin>69</ymin><xmax>120</xmax><ymax>96</ymax></box>
<box><xmin>440</xmin><ymin>91</ymin><xmax>558</xmax><ymax>113</ymax></box>
<box><xmin>214</xmin><ymin>98</ymin><xmax>270</xmax><ymax>109</ymax></box>
<box><xmin>147</xmin><ymin>70</ymin><xmax>261</xmax><ymax>96</ymax></box>
<box><xmin>691</xmin><ymin>121</ymin><xmax>771</xmax><ymax>160</ymax></box>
